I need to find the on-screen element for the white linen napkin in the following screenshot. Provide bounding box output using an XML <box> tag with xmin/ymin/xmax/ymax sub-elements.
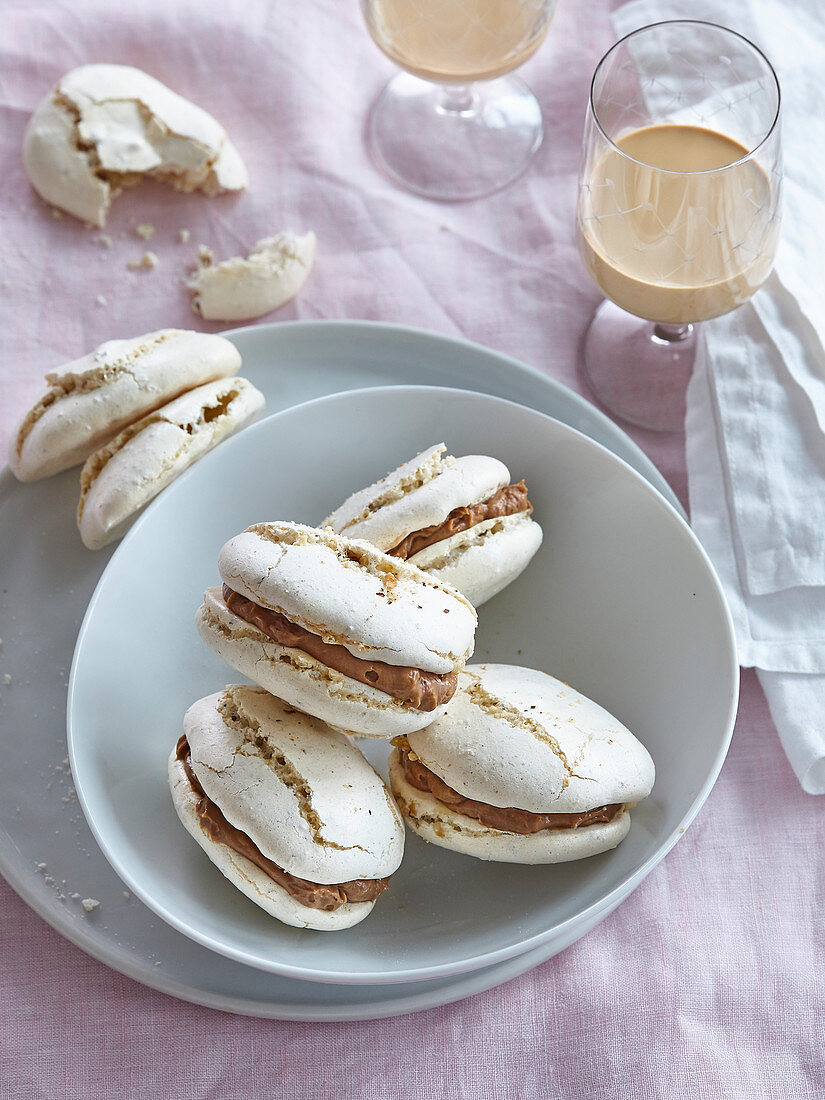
<box><xmin>612</xmin><ymin>0</ymin><xmax>825</xmax><ymax>792</ymax></box>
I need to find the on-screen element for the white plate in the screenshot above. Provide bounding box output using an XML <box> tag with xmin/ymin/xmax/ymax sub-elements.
<box><xmin>0</xmin><ymin>320</ymin><xmax>684</xmax><ymax>1017</ymax></box>
<box><xmin>69</xmin><ymin>383</ymin><xmax>737</xmax><ymax>985</ymax></box>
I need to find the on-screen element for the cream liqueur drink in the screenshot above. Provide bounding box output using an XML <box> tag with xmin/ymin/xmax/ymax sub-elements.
<box><xmin>579</xmin><ymin>124</ymin><xmax>778</xmax><ymax>324</ymax></box>
<box><xmin>364</xmin><ymin>0</ymin><xmax>552</xmax><ymax>83</ymax></box>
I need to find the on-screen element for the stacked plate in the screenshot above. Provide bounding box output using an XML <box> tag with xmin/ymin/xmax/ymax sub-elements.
<box><xmin>0</xmin><ymin>323</ymin><xmax>738</xmax><ymax>1019</ymax></box>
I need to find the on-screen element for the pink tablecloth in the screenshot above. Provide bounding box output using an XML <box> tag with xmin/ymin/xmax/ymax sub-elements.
<box><xmin>1</xmin><ymin>1</ymin><xmax>822</xmax><ymax>1096</ymax></box>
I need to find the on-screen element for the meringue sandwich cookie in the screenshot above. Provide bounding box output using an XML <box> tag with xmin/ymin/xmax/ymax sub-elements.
<box><xmin>325</xmin><ymin>444</ymin><xmax>543</xmax><ymax>607</ymax></box>
<box><xmin>389</xmin><ymin>664</ymin><xmax>655</xmax><ymax>864</ymax></box>
<box><xmin>169</xmin><ymin>686</ymin><xmax>405</xmax><ymax>930</ymax></box>
<box><xmin>77</xmin><ymin>377</ymin><xmax>265</xmax><ymax>550</ymax></box>
<box><xmin>23</xmin><ymin>64</ymin><xmax>247</xmax><ymax>227</ymax></box>
<box><xmin>188</xmin><ymin>232</ymin><xmax>317</xmax><ymax>322</ymax></box>
<box><xmin>197</xmin><ymin>522</ymin><xmax>477</xmax><ymax>738</ymax></box>
<box><xmin>10</xmin><ymin>329</ymin><xmax>242</xmax><ymax>482</ymax></box>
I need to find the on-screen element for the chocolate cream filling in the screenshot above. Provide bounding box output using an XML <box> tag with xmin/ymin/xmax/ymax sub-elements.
<box><xmin>222</xmin><ymin>583</ymin><xmax>456</xmax><ymax>711</ymax></box>
<box><xmin>388</xmin><ymin>481</ymin><xmax>532</xmax><ymax>561</ymax></box>
<box><xmin>177</xmin><ymin>736</ymin><xmax>389</xmax><ymax>912</ymax></box>
<box><xmin>397</xmin><ymin>741</ymin><xmax>622</xmax><ymax>834</ymax></box>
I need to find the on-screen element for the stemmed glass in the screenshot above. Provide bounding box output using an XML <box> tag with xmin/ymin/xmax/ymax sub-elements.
<box><xmin>361</xmin><ymin>0</ymin><xmax>557</xmax><ymax>200</ymax></box>
<box><xmin>576</xmin><ymin>21</ymin><xmax>782</xmax><ymax>432</ymax></box>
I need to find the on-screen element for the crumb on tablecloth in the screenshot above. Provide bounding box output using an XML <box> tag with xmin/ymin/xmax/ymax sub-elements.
<box><xmin>127</xmin><ymin>251</ymin><xmax>159</xmax><ymax>271</ymax></box>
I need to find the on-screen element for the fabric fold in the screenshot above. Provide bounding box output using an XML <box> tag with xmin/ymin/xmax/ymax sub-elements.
<box><xmin>616</xmin><ymin>0</ymin><xmax>825</xmax><ymax>792</ymax></box>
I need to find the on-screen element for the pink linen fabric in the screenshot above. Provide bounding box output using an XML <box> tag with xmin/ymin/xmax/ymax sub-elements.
<box><xmin>0</xmin><ymin>1</ymin><xmax>822</xmax><ymax>1097</ymax></box>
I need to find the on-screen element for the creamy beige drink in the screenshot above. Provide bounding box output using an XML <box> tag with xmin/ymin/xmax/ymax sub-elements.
<box><xmin>363</xmin><ymin>0</ymin><xmax>552</xmax><ymax>83</ymax></box>
<box><xmin>579</xmin><ymin>124</ymin><xmax>777</xmax><ymax>324</ymax></box>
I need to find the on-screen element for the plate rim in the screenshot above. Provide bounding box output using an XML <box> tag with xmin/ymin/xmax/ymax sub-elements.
<box><xmin>67</xmin><ymin>382</ymin><xmax>738</xmax><ymax>986</ymax></box>
<box><xmin>0</xmin><ymin>843</ymin><xmax>581</xmax><ymax>1021</ymax></box>
<box><xmin>220</xmin><ymin>318</ymin><xmax>685</xmax><ymax>519</ymax></box>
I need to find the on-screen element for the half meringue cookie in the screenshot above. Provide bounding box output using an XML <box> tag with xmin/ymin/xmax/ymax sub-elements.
<box><xmin>169</xmin><ymin>686</ymin><xmax>405</xmax><ymax>930</ymax></box>
<box><xmin>196</xmin><ymin>522</ymin><xmax>477</xmax><ymax>738</ymax></box>
<box><xmin>389</xmin><ymin>663</ymin><xmax>655</xmax><ymax>864</ymax></box>
<box><xmin>10</xmin><ymin>329</ymin><xmax>241</xmax><ymax>482</ymax></box>
<box><xmin>77</xmin><ymin>376</ymin><xmax>265</xmax><ymax>550</ymax></box>
<box><xmin>324</xmin><ymin>444</ymin><xmax>543</xmax><ymax>607</ymax></box>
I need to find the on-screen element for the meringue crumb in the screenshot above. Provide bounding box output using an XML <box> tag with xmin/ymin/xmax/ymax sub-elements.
<box><xmin>127</xmin><ymin>251</ymin><xmax>159</xmax><ymax>271</ymax></box>
<box><xmin>197</xmin><ymin>244</ymin><xmax>213</xmax><ymax>264</ymax></box>
<box><xmin>36</xmin><ymin>862</ymin><xmax>47</xmax><ymax>871</ymax></box>
<box><xmin>81</xmin><ymin>898</ymin><xmax>100</xmax><ymax>912</ymax></box>
<box><xmin>95</xmin><ymin>294</ymin><xmax>108</xmax><ymax>307</ymax></box>
<box><xmin>136</xmin><ymin>222</ymin><xmax>155</xmax><ymax>240</ymax></box>
<box><xmin>94</xmin><ymin>234</ymin><xmax>113</xmax><ymax>248</ymax></box>
<box><xmin>123</xmin><ymin>891</ymin><xmax>131</xmax><ymax>899</ymax></box>
<box><xmin>3</xmin><ymin>673</ymin><xmax>10</xmax><ymax>685</ymax></box>
<box><xmin>178</xmin><ymin>228</ymin><xmax>191</xmax><ymax>243</ymax></box>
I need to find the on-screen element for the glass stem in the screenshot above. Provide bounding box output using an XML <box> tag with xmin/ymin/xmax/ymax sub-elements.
<box><xmin>652</xmin><ymin>322</ymin><xmax>695</xmax><ymax>344</ymax></box>
<box><xmin>436</xmin><ymin>84</ymin><xmax>477</xmax><ymax>115</ymax></box>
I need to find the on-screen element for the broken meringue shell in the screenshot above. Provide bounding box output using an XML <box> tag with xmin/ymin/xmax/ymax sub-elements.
<box><xmin>23</xmin><ymin>64</ymin><xmax>248</xmax><ymax>227</ymax></box>
<box><xmin>187</xmin><ymin>232</ymin><xmax>316</xmax><ymax>322</ymax></box>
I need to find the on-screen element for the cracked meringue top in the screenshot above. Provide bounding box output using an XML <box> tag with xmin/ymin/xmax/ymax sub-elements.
<box><xmin>216</xmin><ymin>521</ymin><xmax>478</xmax><ymax>675</ymax></box>
<box><xmin>406</xmin><ymin>664</ymin><xmax>656</xmax><ymax>815</ymax></box>
<box><xmin>181</xmin><ymin>686</ymin><xmax>405</xmax><ymax>885</ymax></box>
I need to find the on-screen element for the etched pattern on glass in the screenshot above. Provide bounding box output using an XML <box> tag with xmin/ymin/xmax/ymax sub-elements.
<box><xmin>578</xmin><ymin>164</ymin><xmax>780</xmax><ymax>289</ymax></box>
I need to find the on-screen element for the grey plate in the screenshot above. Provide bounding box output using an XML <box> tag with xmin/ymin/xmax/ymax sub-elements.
<box><xmin>0</xmin><ymin>320</ymin><xmax>682</xmax><ymax>1019</ymax></box>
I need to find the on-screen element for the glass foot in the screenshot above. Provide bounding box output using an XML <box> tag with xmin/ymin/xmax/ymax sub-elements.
<box><xmin>367</xmin><ymin>72</ymin><xmax>543</xmax><ymax>201</ymax></box>
<box><xmin>582</xmin><ymin>301</ymin><xmax>697</xmax><ymax>433</ymax></box>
